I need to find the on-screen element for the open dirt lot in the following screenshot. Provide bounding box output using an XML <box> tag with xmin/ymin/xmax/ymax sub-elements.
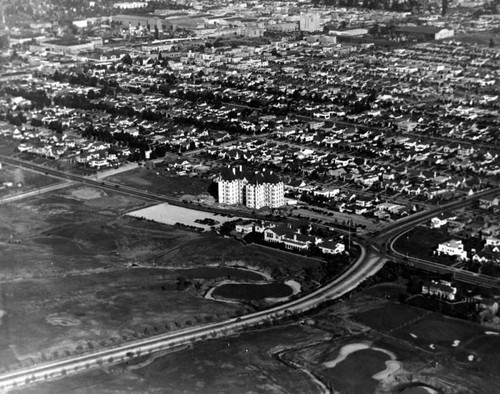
<box><xmin>107</xmin><ymin>167</ymin><xmax>211</xmax><ymax>199</ymax></box>
<box><xmin>0</xmin><ymin>165</ymin><xmax>60</xmax><ymax>198</ymax></box>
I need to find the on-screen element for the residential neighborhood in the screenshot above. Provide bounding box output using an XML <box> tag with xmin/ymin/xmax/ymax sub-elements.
<box><xmin>1</xmin><ymin>0</ymin><xmax>500</xmax><ymax>392</ymax></box>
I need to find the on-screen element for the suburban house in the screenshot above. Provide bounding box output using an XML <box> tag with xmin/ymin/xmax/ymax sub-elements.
<box><xmin>479</xmin><ymin>195</ymin><xmax>500</xmax><ymax>210</ymax></box>
<box><xmin>422</xmin><ymin>280</ymin><xmax>458</xmax><ymax>301</ymax></box>
<box><xmin>430</xmin><ymin>212</ymin><xmax>457</xmax><ymax>229</ymax></box>
<box><xmin>318</xmin><ymin>239</ymin><xmax>346</xmax><ymax>255</ymax></box>
<box><xmin>436</xmin><ymin>239</ymin><xmax>468</xmax><ymax>260</ymax></box>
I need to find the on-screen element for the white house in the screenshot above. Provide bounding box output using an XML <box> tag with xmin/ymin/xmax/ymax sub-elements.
<box><xmin>437</xmin><ymin>239</ymin><xmax>467</xmax><ymax>260</ymax></box>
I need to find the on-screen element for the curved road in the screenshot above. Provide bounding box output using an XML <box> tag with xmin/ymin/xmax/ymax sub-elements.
<box><xmin>0</xmin><ymin>244</ymin><xmax>385</xmax><ymax>391</ymax></box>
<box><xmin>0</xmin><ymin>154</ymin><xmax>498</xmax><ymax>391</ymax></box>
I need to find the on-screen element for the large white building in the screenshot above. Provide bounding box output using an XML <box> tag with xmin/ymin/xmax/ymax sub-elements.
<box><xmin>437</xmin><ymin>239</ymin><xmax>467</xmax><ymax>260</ymax></box>
<box><xmin>217</xmin><ymin>166</ymin><xmax>284</xmax><ymax>209</ymax></box>
<box><xmin>299</xmin><ymin>12</ymin><xmax>321</xmax><ymax>33</ymax></box>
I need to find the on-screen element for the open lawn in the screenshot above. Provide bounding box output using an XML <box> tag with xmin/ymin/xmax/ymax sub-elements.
<box><xmin>459</xmin><ymin>334</ymin><xmax>500</xmax><ymax>375</ymax></box>
<box><xmin>455</xmin><ymin>31</ymin><xmax>500</xmax><ymax>46</ymax></box>
<box><xmin>353</xmin><ymin>302</ymin><xmax>428</xmax><ymax>333</ymax></box>
<box><xmin>108</xmin><ymin>167</ymin><xmax>211</xmax><ymax>199</ymax></box>
<box><xmin>393</xmin><ymin>313</ymin><xmax>486</xmax><ymax>352</ymax></box>
<box><xmin>0</xmin><ymin>165</ymin><xmax>61</xmax><ymax>197</ymax></box>
<box><xmin>393</xmin><ymin>226</ymin><xmax>453</xmax><ymax>264</ymax></box>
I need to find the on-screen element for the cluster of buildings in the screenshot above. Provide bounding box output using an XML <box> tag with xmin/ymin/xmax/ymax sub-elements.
<box><xmin>263</xmin><ymin>223</ymin><xmax>346</xmax><ymax>254</ymax></box>
<box><xmin>430</xmin><ymin>199</ymin><xmax>500</xmax><ymax>265</ymax></box>
<box><xmin>234</xmin><ymin>220</ymin><xmax>346</xmax><ymax>255</ymax></box>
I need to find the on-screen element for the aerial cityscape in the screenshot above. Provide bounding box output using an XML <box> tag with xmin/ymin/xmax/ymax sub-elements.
<box><xmin>0</xmin><ymin>0</ymin><xmax>499</xmax><ymax>392</ymax></box>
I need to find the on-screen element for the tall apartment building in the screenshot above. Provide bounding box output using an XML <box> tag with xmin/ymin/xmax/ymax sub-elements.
<box><xmin>299</xmin><ymin>12</ymin><xmax>321</xmax><ymax>33</ymax></box>
<box><xmin>217</xmin><ymin>166</ymin><xmax>285</xmax><ymax>209</ymax></box>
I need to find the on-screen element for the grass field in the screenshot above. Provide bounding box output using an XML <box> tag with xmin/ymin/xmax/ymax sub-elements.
<box><xmin>108</xmin><ymin>167</ymin><xmax>211</xmax><ymax>198</ymax></box>
<box><xmin>393</xmin><ymin>313</ymin><xmax>489</xmax><ymax>352</ymax></box>
<box><xmin>353</xmin><ymin>302</ymin><xmax>428</xmax><ymax>333</ymax></box>
<box><xmin>393</xmin><ymin>226</ymin><xmax>453</xmax><ymax>263</ymax></box>
<box><xmin>0</xmin><ymin>165</ymin><xmax>61</xmax><ymax>197</ymax></box>
<box><xmin>458</xmin><ymin>334</ymin><xmax>500</xmax><ymax>375</ymax></box>
<box><xmin>455</xmin><ymin>31</ymin><xmax>500</xmax><ymax>46</ymax></box>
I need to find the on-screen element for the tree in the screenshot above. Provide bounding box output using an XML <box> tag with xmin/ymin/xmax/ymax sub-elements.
<box><xmin>122</xmin><ymin>53</ymin><xmax>133</xmax><ymax>65</ymax></box>
<box><xmin>441</xmin><ymin>0</ymin><xmax>448</xmax><ymax>16</ymax></box>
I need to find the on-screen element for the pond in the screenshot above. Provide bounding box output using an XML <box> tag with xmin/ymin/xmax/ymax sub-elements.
<box><xmin>396</xmin><ymin>384</ymin><xmax>440</xmax><ymax>394</ymax></box>
<box><xmin>174</xmin><ymin>267</ymin><xmax>265</xmax><ymax>281</ymax></box>
<box><xmin>212</xmin><ymin>282</ymin><xmax>293</xmax><ymax>301</ymax></box>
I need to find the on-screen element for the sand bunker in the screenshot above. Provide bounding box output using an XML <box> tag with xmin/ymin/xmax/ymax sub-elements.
<box><xmin>71</xmin><ymin>187</ymin><xmax>106</xmax><ymax>200</ymax></box>
<box><xmin>323</xmin><ymin>343</ymin><xmax>371</xmax><ymax>368</ymax></box>
<box><xmin>46</xmin><ymin>314</ymin><xmax>81</xmax><ymax>327</ymax></box>
<box><xmin>323</xmin><ymin>343</ymin><xmax>401</xmax><ymax>381</ymax></box>
<box><xmin>372</xmin><ymin>360</ymin><xmax>401</xmax><ymax>381</ymax></box>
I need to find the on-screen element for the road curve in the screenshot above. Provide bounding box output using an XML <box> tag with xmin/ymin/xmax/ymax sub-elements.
<box><xmin>1</xmin><ymin>154</ymin><xmax>497</xmax><ymax>391</ymax></box>
<box><xmin>0</xmin><ymin>244</ymin><xmax>385</xmax><ymax>391</ymax></box>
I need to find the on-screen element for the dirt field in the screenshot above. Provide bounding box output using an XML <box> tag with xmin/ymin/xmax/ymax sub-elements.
<box><xmin>0</xmin><ymin>165</ymin><xmax>60</xmax><ymax>197</ymax></box>
<box><xmin>354</xmin><ymin>302</ymin><xmax>429</xmax><ymax>333</ymax></box>
<box><xmin>455</xmin><ymin>31</ymin><xmax>500</xmax><ymax>47</ymax></box>
<box><xmin>108</xmin><ymin>167</ymin><xmax>211</xmax><ymax>199</ymax></box>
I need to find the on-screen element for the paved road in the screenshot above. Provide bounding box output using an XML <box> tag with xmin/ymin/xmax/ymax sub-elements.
<box><xmin>0</xmin><ymin>154</ymin><xmax>499</xmax><ymax>390</ymax></box>
<box><xmin>371</xmin><ymin>187</ymin><xmax>500</xmax><ymax>289</ymax></box>
<box><xmin>387</xmin><ymin>229</ymin><xmax>500</xmax><ymax>289</ymax></box>
<box><xmin>0</xmin><ymin>181</ymin><xmax>73</xmax><ymax>204</ymax></box>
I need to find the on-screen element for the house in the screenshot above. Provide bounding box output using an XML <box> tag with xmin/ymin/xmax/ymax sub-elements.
<box><xmin>479</xmin><ymin>195</ymin><xmax>500</xmax><ymax>210</ymax></box>
<box><xmin>422</xmin><ymin>280</ymin><xmax>457</xmax><ymax>301</ymax></box>
<box><xmin>263</xmin><ymin>224</ymin><xmax>316</xmax><ymax>251</ymax></box>
<box><xmin>318</xmin><ymin>239</ymin><xmax>345</xmax><ymax>255</ymax></box>
<box><xmin>437</xmin><ymin>239</ymin><xmax>467</xmax><ymax>260</ymax></box>
<box><xmin>313</xmin><ymin>187</ymin><xmax>340</xmax><ymax>198</ymax></box>
<box><xmin>486</xmin><ymin>237</ymin><xmax>500</xmax><ymax>247</ymax></box>
<box><xmin>430</xmin><ymin>212</ymin><xmax>457</xmax><ymax>229</ymax></box>
<box><xmin>235</xmin><ymin>222</ymin><xmax>254</xmax><ymax>234</ymax></box>
<box><xmin>355</xmin><ymin>195</ymin><xmax>373</xmax><ymax>208</ymax></box>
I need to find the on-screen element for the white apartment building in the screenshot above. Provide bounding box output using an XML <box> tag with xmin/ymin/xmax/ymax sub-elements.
<box><xmin>217</xmin><ymin>166</ymin><xmax>284</xmax><ymax>209</ymax></box>
<box><xmin>299</xmin><ymin>12</ymin><xmax>321</xmax><ymax>33</ymax></box>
